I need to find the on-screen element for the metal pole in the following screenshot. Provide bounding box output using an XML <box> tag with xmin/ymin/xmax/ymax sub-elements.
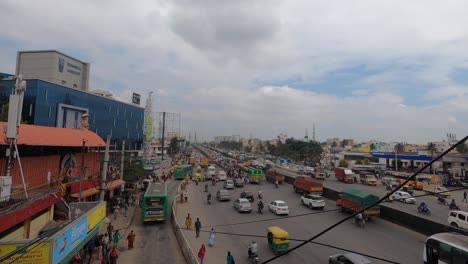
<box><xmin>79</xmin><ymin>139</ymin><xmax>86</xmax><ymax>202</ymax></box>
<box><xmin>14</xmin><ymin>142</ymin><xmax>28</xmax><ymax>199</ymax></box>
<box><xmin>99</xmin><ymin>135</ymin><xmax>111</xmax><ymax>201</ymax></box>
<box><xmin>395</xmin><ymin>149</ymin><xmax>398</xmax><ymax>171</ymax></box>
<box><xmin>120</xmin><ymin>140</ymin><xmax>125</xmax><ymax>192</ymax></box>
<box><xmin>161</xmin><ymin>112</ymin><xmax>166</xmax><ymax>161</ymax></box>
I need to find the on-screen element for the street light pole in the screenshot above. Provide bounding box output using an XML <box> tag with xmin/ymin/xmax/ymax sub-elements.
<box><xmin>395</xmin><ymin>149</ymin><xmax>398</xmax><ymax>171</ymax></box>
<box><xmin>79</xmin><ymin>139</ymin><xmax>86</xmax><ymax>202</ymax></box>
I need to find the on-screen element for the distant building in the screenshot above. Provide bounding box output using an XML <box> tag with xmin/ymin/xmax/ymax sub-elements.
<box><xmin>342</xmin><ymin>139</ymin><xmax>354</xmax><ymax>147</ymax></box>
<box><xmin>326</xmin><ymin>137</ymin><xmax>340</xmax><ymax>146</ymax></box>
<box><xmin>214</xmin><ymin>136</ymin><xmax>237</xmax><ymax>143</ymax></box>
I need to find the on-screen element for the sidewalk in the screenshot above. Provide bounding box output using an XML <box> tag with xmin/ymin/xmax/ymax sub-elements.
<box><xmin>89</xmin><ymin>201</ymin><xmax>138</xmax><ymax>263</ymax></box>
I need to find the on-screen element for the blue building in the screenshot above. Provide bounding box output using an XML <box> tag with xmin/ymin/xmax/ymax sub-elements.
<box><xmin>0</xmin><ymin>78</ymin><xmax>144</xmax><ymax>149</ymax></box>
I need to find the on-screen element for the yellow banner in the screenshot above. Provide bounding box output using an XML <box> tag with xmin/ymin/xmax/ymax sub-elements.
<box><xmin>87</xmin><ymin>202</ymin><xmax>106</xmax><ymax>232</ymax></box>
<box><xmin>0</xmin><ymin>242</ymin><xmax>50</xmax><ymax>264</ymax></box>
<box><xmin>145</xmin><ymin>116</ymin><xmax>153</xmax><ymax>143</ymax></box>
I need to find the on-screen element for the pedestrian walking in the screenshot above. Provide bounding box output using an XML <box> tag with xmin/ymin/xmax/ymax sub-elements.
<box><xmin>180</xmin><ymin>192</ymin><xmax>184</xmax><ymax>204</ymax></box>
<box><xmin>198</xmin><ymin>245</ymin><xmax>206</xmax><ymax>264</ymax></box>
<box><xmin>183</xmin><ymin>190</ymin><xmax>189</xmax><ymax>203</ymax></box>
<box><xmin>102</xmin><ymin>233</ymin><xmax>109</xmax><ymax>260</ymax></box>
<box><xmin>463</xmin><ymin>191</ymin><xmax>467</xmax><ymax>203</ymax></box>
<box><xmin>185</xmin><ymin>213</ymin><xmax>192</xmax><ymax>230</ymax></box>
<box><xmin>124</xmin><ymin>203</ymin><xmax>129</xmax><ymax>217</ymax></box>
<box><xmin>126</xmin><ymin>230</ymin><xmax>136</xmax><ymax>250</ymax></box>
<box><xmin>87</xmin><ymin>237</ymin><xmax>96</xmax><ymax>264</ymax></box>
<box><xmin>113</xmin><ymin>230</ymin><xmax>121</xmax><ymax>246</ymax></box>
<box><xmin>107</xmin><ymin>223</ymin><xmax>114</xmax><ymax>240</ymax></box>
<box><xmin>195</xmin><ymin>218</ymin><xmax>201</xmax><ymax>238</ymax></box>
<box><xmin>226</xmin><ymin>251</ymin><xmax>235</xmax><ymax>264</ymax></box>
<box><xmin>109</xmin><ymin>246</ymin><xmax>118</xmax><ymax>264</ymax></box>
<box><xmin>95</xmin><ymin>234</ymin><xmax>103</xmax><ymax>260</ymax></box>
<box><xmin>208</xmin><ymin>228</ymin><xmax>215</xmax><ymax>247</ymax></box>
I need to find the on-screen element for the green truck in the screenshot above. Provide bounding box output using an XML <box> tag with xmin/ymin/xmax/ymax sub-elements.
<box><xmin>336</xmin><ymin>188</ymin><xmax>380</xmax><ymax>218</ymax></box>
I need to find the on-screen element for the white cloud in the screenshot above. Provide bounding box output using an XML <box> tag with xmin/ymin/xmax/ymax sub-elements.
<box><xmin>0</xmin><ymin>0</ymin><xmax>468</xmax><ymax>143</ymax></box>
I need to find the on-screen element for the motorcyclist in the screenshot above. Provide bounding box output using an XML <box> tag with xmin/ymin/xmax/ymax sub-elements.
<box><xmin>257</xmin><ymin>188</ymin><xmax>263</xmax><ymax>199</ymax></box>
<box><xmin>248</xmin><ymin>240</ymin><xmax>258</xmax><ymax>258</ymax></box>
<box><xmin>438</xmin><ymin>194</ymin><xmax>446</xmax><ymax>204</ymax></box>
<box><xmin>258</xmin><ymin>200</ymin><xmax>264</xmax><ymax>212</ymax></box>
<box><xmin>207</xmin><ymin>193</ymin><xmax>212</xmax><ymax>204</ymax></box>
<box><xmin>449</xmin><ymin>199</ymin><xmax>459</xmax><ymax>210</ymax></box>
<box><xmin>419</xmin><ymin>201</ymin><xmax>429</xmax><ymax>212</ymax></box>
<box><xmin>204</xmin><ymin>183</ymin><xmax>208</xmax><ymax>192</ymax></box>
<box><xmin>354</xmin><ymin>212</ymin><xmax>364</xmax><ymax>225</ymax></box>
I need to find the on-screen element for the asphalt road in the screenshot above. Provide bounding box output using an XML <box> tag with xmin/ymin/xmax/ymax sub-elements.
<box><xmin>176</xmin><ymin>167</ymin><xmax>427</xmax><ymax>264</ymax></box>
<box><xmin>119</xmin><ymin>180</ymin><xmax>185</xmax><ymax>264</ymax></box>
<box><xmin>273</xmin><ymin>166</ymin><xmax>468</xmax><ymax>225</ymax></box>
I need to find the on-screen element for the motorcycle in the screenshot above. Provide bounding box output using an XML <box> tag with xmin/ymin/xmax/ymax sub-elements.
<box><xmin>258</xmin><ymin>193</ymin><xmax>263</xmax><ymax>199</ymax></box>
<box><xmin>418</xmin><ymin>205</ymin><xmax>431</xmax><ymax>215</ymax></box>
<box><xmin>274</xmin><ymin>181</ymin><xmax>279</xmax><ymax>188</ymax></box>
<box><xmin>258</xmin><ymin>206</ymin><xmax>263</xmax><ymax>214</ymax></box>
<box><xmin>354</xmin><ymin>218</ymin><xmax>365</xmax><ymax>228</ymax></box>
<box><xmin>449</xmin><ymin>203</ymin><xmax>460</xmax><ymax>210</ymax></box>
<box><xmin>437</xmin><ymin>196</ymin><xmax>447</xmax><ymax>205</ymax></box>
<box><xmin>204</xmin><ymin>184</ymin><xmax>208</xmax><ymax>192</ymax></box>
<box><xmin>248</xmin><ymin>251</ymin><xmax>260</xmax><ymax>264</ymax></box>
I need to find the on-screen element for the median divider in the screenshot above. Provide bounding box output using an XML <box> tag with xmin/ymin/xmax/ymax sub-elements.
<box><xmin>171</xmin><ymin>182</ymin><xmax>200</xmax><ymax>264</ymax></box>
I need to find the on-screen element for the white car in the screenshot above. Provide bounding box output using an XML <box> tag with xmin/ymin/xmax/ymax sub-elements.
<box><xmin>391</xmin><ymin>191</ymin><xmax>416</xmax><ymax>204</ymax></box>
<box><xmin>268</xmin><ymin>200</ymin><xmax>289</xmax><ymax>215</ymax></box>
<box><xmin>448</xmin><ymin>211</ymin><xmax>468</xmax><ymax>230</ymax></box>
<box><xmin>301</xmin><ymin>194</ymin><xmax>325</xmax><ymax>209</ymax></box>
<box><xmin>233</xmin><ymin>198</ymin><xmax>252</xmax><ymax>213</ymax></box>
<box><xmin>218</xmin><ymin>171</ymin><xmax>227</xmax><ymax>181</ymax></box>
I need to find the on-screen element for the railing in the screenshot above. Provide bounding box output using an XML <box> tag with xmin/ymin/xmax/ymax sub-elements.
<box><xmin>0</xmin><ymin>182</ymin><xmax>61</xmax><ymax>214</ymax></box>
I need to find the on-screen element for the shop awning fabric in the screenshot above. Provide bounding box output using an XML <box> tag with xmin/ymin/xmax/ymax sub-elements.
<box><xmin>0</xmin><ymin>122</ymin><xmax>105</xmax><ymax>147</ymax></box>
<box><xmin>70</xmin><ymin>179</ymin><xmax>125</xmax><ymax>198</ymax></box>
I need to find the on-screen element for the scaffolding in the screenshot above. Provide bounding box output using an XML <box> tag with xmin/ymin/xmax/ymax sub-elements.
<box><xmin>153</xmin><ymin>112</ymin><xmax>181</xmax><ymax>142</ymax></box>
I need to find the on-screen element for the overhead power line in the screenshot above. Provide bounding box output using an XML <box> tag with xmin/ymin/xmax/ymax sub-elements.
<box><xmin>262</xmin><ymin>135</ymin><xmax>468</xmax><ymax>263</ymax></box>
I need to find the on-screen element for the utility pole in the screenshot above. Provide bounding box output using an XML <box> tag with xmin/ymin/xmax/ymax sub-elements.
<box><xmin>99</xmin><ymin>135</ymin><xmax>111</xmax><ymax>201</ymax></box>
<box><xmin>79</xmin><ymin>139</ymin><xmax>86</xmax><ymax>202</ymax></box>
<box><xmin>161</xmin><ymin>112</ymin><xmax>166</xmax><ymax>161</ymax></box>
<box><xmin>120</xmin><ymin>140</ymin><xmax>125</xmax><ymax>192</ymax></box>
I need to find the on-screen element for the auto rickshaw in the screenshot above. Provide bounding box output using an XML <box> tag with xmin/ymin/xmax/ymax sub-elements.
<box><xmin>195</xmin><ymin>173</ymin><xmax>203</xmax><ymax>181</ymax></box>
<box><xmin>196</xmin><ymin>166</ymin><xmax>202</xmax><ymax>173</ymax></box>
<box><xmin>267</xmin><ymin>226</ymin><xmax>290</xmax><ymax>254</ymax></box>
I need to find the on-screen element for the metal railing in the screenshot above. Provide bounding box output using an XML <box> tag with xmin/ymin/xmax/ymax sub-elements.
<box><xmin>0</xmin><ymin>182</ymin><xmax>61</xmax><ymax>214</ymax></box>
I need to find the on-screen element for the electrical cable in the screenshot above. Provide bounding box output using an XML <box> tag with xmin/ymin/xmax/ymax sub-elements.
<box><xmin>262</xmin><ymin>135</ymin><xmax>468</xmax><ymax>263</ymax></box>
<box><xmin>180</xmin><ymin>227</ymin><xmax>400</xmax><ymax>263</ymax></box>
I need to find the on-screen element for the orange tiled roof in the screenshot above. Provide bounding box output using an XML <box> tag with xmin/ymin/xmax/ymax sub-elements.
<box><xmin>0</xmin><ymin>122</ymin><xmax>106</xmax><ymax>147</ymax></box>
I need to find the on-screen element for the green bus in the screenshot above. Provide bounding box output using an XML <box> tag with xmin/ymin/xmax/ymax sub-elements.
<box><xmin>243</xmin><ymin>166</ymin><xmax>265</xmax><ymax>183</ymax></box>
<box><xmin>173</xmin><ymin>164</ymin><xmax>192</xmax><ymax>180</ymax></box>
<box><xmin>141</xmin><ymin>182</ymin><xmax>169</xmax><ymax>222</ymax></box>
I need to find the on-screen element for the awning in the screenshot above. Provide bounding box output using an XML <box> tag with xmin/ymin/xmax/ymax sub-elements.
<box><xmin>107</xmin><ymin>179</ymin><xmax>125</xmax><ymax>191</ymax></box>
<box><xmin>0</xmin><ymin>122</ymin><xmax>106</xmax><ymax>147</ymax></box>
<box><xmin>70</xmin><ymin>188</ymin><xmax>99</xmax><ymax>198</ymax></box>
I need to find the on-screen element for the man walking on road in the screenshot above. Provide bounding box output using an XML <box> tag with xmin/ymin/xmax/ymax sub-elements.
<box><xmin>195</xmin><ymin>218</ymin><xmax>201</xmax><ymax>238</ymax></box>
<box><xmin>185</xmin><ymin>213</ymin><xmax>192</xmax><ymax>230</ymax></box>
<box><xmin>463</xmin><ymin>191</ymin><xmax>467</xmax><ymax>203</ymax></box>
<box><xmin>183</xmin><ymin>190</ymin><xmax>189</xmax><ymax>203</ymax></box>
<box><xmin>226</xmin><ymin>251</ymin><xmax>235</xmax><ymax>264</ymax></box>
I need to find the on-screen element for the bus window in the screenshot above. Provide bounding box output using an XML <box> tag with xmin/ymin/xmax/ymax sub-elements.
<box><xmin>438</xmin><ymin>242</ymin><xmax>452</xmax><ymax>263</ymax></box>
<box><xmin>426</xmin><ymin>245</ymin><xmax>439</xmax><ymax>264</ymax></box>
<box><xmin>452</xmin><ymin>247</ymin><xmax>468</xmax><ymax>264</ymax></box>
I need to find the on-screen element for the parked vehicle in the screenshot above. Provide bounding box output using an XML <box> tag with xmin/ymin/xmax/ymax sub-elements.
<box><xmin>216</xmin><ymin>189</ymin><xmax>231</xmax><ymax>201</ymax></box>
<box><xmin>335</xmin><ymin>167</ymin><xmax>356</xmax><ymax>183</ymax></box>
<box><xmin>218</xmin><ymin>170</ymin><xmax>227</xmax><ymax>181</ymax></box>
<box><xmin>390</xmin><ymin>191</ymin><xmax>416</xmax><ymax>204</ymax></box>
<box><xmin>266</xmin><ymin>226</ymin><xmax>290</xmax><ymax>254</ymax></box>
<box><xmin>241</xmin><ymin>191</ymin><xmax>255</xmax><ymax>202</ymax></box>
<box><xmin>293</xmin><ymin>176</ymin><xmax>323</xmax><ymax>194</ymax></box>
<box><xmin>329</xmin><ymin>253</ymin><xmax>371</xmax><ymax>264</ymax></box>
<box><xmin>358</xmin><ymin>171</ymin><xmax>377</xmax><ymax>186</ymax></box>
<box><xmin>300</xmin><ymin>194</ymin><xmax>325</xmax><ymax>209</ymax></box>
<box><xmin>223</xmin><ymin>180</ymin><xmax>235</xmax><ymax>189</ymax></box>
<box><xmin>265</xmin><ymin>169</ymin><xmax>285</xmax><ymax>184</ymax></box>
<box><xmin>423</xmin><ymin>182</ymin><xmax>451</xmax><ymax>197</ymax></box>
<box><xmin>233</xmin><ymin>198</ymin><xmax>252</xmax><ymax>213</ymax></box>
<box><xmin>234</xmin><ymin>178</ymin><xmax>244</xmax><ymax>187</ymax></box>
<box><xmin>448</xmin><ymin>211</ymin><xmax>468</xmax><ymax>230</ymax></box>
<box><xmin>268</xmin><ymin>200</ymin><xmax>289</xmax><ymax>215</ymax></box>
<box><xmin>336</xmin><ymin>188</ymin><xmax>380</xmax><ymax>219</ymax></box>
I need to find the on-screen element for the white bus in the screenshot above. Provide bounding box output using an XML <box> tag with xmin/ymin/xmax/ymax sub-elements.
<box><xmin>218</xmin><ymin>170</ymin><xmax>227</xmax><ymax>181</ymax></box>
<box><xmin>423</xmin><ymin>232</ymin><xmax>468</xmax><ymax>264</ymax></box>
<box><xmin>206</xmin><ymin>165</ymin><xmax>216</xmax><ymax>180</ymax></box>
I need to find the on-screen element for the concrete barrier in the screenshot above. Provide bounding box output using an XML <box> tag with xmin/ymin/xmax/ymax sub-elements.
<box><xmin>171</xmin><ymin>183</ymin><xmax>200</xmax><ymax>264</ymax></box>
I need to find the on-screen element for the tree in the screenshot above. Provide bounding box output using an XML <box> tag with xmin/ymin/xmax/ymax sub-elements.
<box><xmin>245</xmin><ymin>146</ymin><xmax>252</xmax><ymax>153</ymax></box>
<box><xmin>331</xmin><ymin>141</ymin><xmax>337</xmax><ymax>148</ymax></box>
<box><xmin>167</xmin><ymin>137</ymin><xmax>180</xmax><ymax>154</ymax></box>
<box><xmin>391</xmin><ymin>159</ymin><xmax>403</xmax><ymax>170</ymax></box>
<box><xmin>362</xmin><ymin>158</ymin><xmax>371</xmax><ymax>165</ymax></box>
<box><xmin>427</xmin><ymin>142</ymin><xmax>437</xmax><ymax>156</ymax></box>
<box><xmin>394</xmin><ymin>143</ymin><xmax>404</xmax><ymax>153</ymax></box>
<box><xmin>338</xmin><ymin>159</ymin><xmax>349</xmax><ymax>168</ymax></box>
<box><xmin>123</xmin><ymin>160</ymin><xmax>146</xmax><ymax>182</ymax></box>
<box><xmin>456</xmin><ymin>143</ymin><xmax>468</xmax><ymax>154</ymax></box>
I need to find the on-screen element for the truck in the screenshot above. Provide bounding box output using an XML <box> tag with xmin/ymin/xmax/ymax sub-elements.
<box><xmin>265</xmin><ymin>169</ymin><xmax>285</xmax><ymax>183</ymax></box>
<box><xmin>422</xmin><ymin>182</ymin><xmax>451</xmax><ymax>197</ymax></box>
<box><xmin>293</xmin><ymin>176</ymin><xmax>323</xmax><ymax>194</ymax></box>
<box><xmin>200</xmin><ymin>157</ymin><xmax>209</xmax><ymax>167</ymax></box>
<box><xmin>359</xmin><ymin>171</ymin><xmax>377</xmax><ymax>186</ymax></box>
<box><xmin>335</xmin><ymin>167</ymin><xmax>356</xmax><ymax>183</ymax></box>
<box><xmin>336</xmin><ymin>188</ymin><xmax>380</xmax><ymax>218</ymax></box>
<box><xmin>189</xmin><ymin>157</ymin><xmax>196</xmax><ymax>165</ymax></box>
<box><xmin>312</xmin><ymin>167</ymin><xmax>326</xmax><ymax>180</ymax></box>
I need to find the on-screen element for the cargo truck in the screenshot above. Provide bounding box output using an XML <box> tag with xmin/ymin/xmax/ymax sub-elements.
<box><xmin>293</xmin><ymin>176</ymin><xmax>323</xmax><ymax>194</ymax></box>
<box><xmin>336</xmin><ymin>188</ymin><xmax>380</xmax><ymax>219</ymax></box>
<box><xmin>422</xmin><ymin>182</ymin><xmax>451</xmax><ymax>197</ymax></box>
<box><xmin>335</xmin><ymin>167</ymin><xmax>356</xmax><ymax>183</ymax></box>
<box><xmin>200</xmin><ymin>157</ymin><xmax>209</xmax><ymax>167</ymax></box>
<box><xmin>189</xmin><ymin>157</ymin><xmax>196</xmax><ymax>165</ymax></box>
<box><xmin>265</xmin><ymin>169</ymin><xmax>285</xmax><ymax>183</ymax></box>
<box><xmin>359</xmin><ymin>171</ymin><xmax>377</xmax><ymax>186</ymax></box>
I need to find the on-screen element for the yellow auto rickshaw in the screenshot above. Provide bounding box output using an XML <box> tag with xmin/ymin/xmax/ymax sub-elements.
<box><xmin>196</xmin><ymin>166</ymin><xmax>202</xmax><ymax>173</ymax></box>
<box><xmin>195</xmin><ymin>173</ymin><xmax>203</xmax><ymax>181</ymax></box>
<box><xmin>267</xmin><ymin>226</ymin><xmax>290</xmax><ymax>254</ymax></box>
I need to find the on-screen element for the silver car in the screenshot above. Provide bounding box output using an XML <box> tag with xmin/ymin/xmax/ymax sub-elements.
<box><xmin>216</xmin><ymin>190</ymin><xmax>230</xmax><ymax>201</ymax></box>
<box><xmin>233</xmin><ymin>198</ymin><xmax>252</xmax><ymax>213</ymax></box>
<box><xmin>329</xmin><ymin>253</ymin><xmax>371</xmax><ymax>264</ymax></box>
<box><xmin>224</xmin><ymin>180</ymin><xmax>235</xmax><ymax>189</ymax></box>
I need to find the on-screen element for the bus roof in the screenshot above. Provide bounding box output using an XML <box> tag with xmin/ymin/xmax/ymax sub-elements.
<box><xmin>427</xmin><ymin>233</ymin><xmax>468</xmax><ymax>250</ymax></box>
<box><xmin>145</xmin><ymin>182</ymin><xmax>168</xmax><ymax>197</ymax></box>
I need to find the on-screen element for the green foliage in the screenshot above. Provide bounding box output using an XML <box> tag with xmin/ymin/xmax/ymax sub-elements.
<box><xmin>391</xmin><ymin>159</ymin><xmax>403</xmax><ymax>169</ymax></box>
<box><xmin>123</xmin><ymin>159</ymin><xmax>146</xmax><ymax>182</ymax></box>
<box><xmin>219</xmin><ymin>141</ymin><xmax>242</xmax><ymax>150</ymax></box>
<box><xmin>427</xmin><ymin>142</ymin><xmax>437</xmax><ymax>155</ymax></box>
<box><xmin>277</xmin><ymin>138</ymin><xmax>323</xmax><ymax>162</ymax></box>
<box><xmin>456</xmin><ymin>143</ymin><xmax>468</xmax><ymax>154</ymax></box>
<box><xmin>362</xmin><ymin>158</ymin><xmax>371</xmax><ymax>165</ymax></box>
<box><xmin>338</xmin><ymin>159</ymin><xmax>349</xmax><ymax>168</ymax></box>
<box><xmin>168</xmin><ymin>137</ymin><xmax>180</xmax><ymax>154</ymax></box>
<box><xmin>394</xmin><ymin>143</ymin><xmax>404</xmax><ymax>153</ymax></box>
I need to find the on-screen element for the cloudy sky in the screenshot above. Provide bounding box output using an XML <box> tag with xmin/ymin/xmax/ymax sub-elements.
<box><xmin>1</xmin><ymin>0</ymin><xmax>468</xmax><ymax>143</ymax></box>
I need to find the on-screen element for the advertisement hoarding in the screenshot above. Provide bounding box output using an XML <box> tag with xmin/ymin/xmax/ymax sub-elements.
<box><xmin>52</xmin><ymin>218</ymin><xmax>87</xmax><ymax>264</ymax></box>
<box><xmin>87</xmin><ymin>202</ymin><xmax>106</xmax><ymax>232</ymax></box>
<box><xmin>0</xmin><ymin>242</ymin><xmax>50</xmax><ymax>264</ymax></box>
